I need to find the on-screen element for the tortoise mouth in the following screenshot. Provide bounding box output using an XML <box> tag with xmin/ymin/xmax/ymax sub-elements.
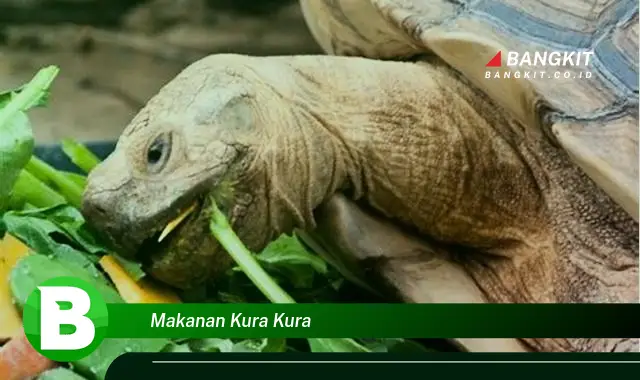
<box><xmin>133</xmin><ymin>194</ymin><xmax>236</xmax><ymax>290</ymax></box>
<box><xmin>135</xmin><ymin>195</ymin><xmax>207</xmax><ymax>266</ymax></box>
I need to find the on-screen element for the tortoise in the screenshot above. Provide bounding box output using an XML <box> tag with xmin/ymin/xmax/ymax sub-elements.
<box><xmin>80</xmin><ymin>0</ymin><xmax>639</xmax><ymax>352</ymax></box>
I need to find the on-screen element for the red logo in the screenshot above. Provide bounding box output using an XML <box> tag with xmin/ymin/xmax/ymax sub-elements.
<box><xmin>486</xmin><ymin>51</ymin><xmax>502</xmax><ymax>67</ymax></box>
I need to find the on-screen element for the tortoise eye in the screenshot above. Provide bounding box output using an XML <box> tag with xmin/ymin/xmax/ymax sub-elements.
<box><xmin>146</xmin><ymin>133</ymin><xmax>172</xmax><ymax>173</ymax></box>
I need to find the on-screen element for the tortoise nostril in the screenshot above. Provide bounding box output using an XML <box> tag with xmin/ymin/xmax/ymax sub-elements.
<box><xmin>81</xmin><ymin>190</ymin><xmax>113</xmax><ymax>219</ymax></box>
<box><xmin>83</xmin><ymin>200</ymin><xmax>108</xmax><ymax>218</ymax></box>
<box><xmin>94</xmin><ymin>204</ymin><xmax>108</xmax><ymax>215</ymax></box>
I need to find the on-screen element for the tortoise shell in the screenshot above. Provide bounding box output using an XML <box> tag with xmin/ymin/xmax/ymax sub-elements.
<box><xmin>300</xmin><ymin>0</ymin><xmax>639</xmax><ymax>221</ymax></box>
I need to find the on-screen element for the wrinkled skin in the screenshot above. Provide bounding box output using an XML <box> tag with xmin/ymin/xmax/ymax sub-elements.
<box><xmin>82</xmin><ymin>54</ymin><xmax>638</xmax><ymax>352</ymax></box>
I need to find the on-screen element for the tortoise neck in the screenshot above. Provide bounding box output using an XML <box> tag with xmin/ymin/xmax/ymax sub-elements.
<box><xmin>283</xmin><ymin>56</ymin><xmax>544</xmax><ymax>241</ymax></box>
<box><xmin>238</xmin><ymin>55</ymin><xmax>439</xmax><ymax>237</ymax></box>
<box><xmin>282</xmin><ymin>56</ymin><xmax>445</xmax><ymax>205</ymax></box>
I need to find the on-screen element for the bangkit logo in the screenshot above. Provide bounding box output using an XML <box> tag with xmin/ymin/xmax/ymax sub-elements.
<box><xmin>22</xmin><ymin>277</ymin><xmax>109</xmax><ymax>361</ymax></box>
<box><xmin>485</xmin><ymin>50</ymin><xmax>594</xmax><ymax>79</ymax></box>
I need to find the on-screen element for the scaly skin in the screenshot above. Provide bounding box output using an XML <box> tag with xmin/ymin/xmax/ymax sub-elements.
<box><xmin>81</xmin><ymin>54</ymin><xmax>638</xmax><ymax>352</ymax></box>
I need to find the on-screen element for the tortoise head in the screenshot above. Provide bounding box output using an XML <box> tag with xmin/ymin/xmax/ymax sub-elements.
<box><xmin>81</xmin><ymin>54</ymin><xmax>296</xmax><ymax>289</ymax></box>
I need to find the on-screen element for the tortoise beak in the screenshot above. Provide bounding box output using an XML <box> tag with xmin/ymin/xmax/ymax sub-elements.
<box><xmin>81</xmin><ymin>151</ymin><xmax>144</xmax><ymax>258</ymax></box>
<box><xmin>81</xmin><ymin>187</ymin><xmax>156</xmax><ymax>259</ymax></box>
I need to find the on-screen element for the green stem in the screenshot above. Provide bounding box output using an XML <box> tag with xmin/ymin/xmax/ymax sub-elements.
<box><xmin>11</xmin><ymin>170</ymin><xmax>66</xmax><ymax>209</ymax></box>
<box><xmin>0</xmin><ymin>66</ymin><xmax>59</xmax><ymax>126</ymax></box>
<box><xmin>61</xmin><ymin>138</ymin><xmax>101</xmax><ymax>173</ymax></box>
<box><xmin>208</xmin><ymin>200</ymin><xmax>295</xmax><ymax>304</ymax></box>
<box><xmin>24</xmin><ymin>156</ymin><xmax>83</xmax><ymax>209</ymax></box>
<box><xmin>208</xmin><ymin>197</ymin><xmax>370</xmax><ymax>352</ymax></box>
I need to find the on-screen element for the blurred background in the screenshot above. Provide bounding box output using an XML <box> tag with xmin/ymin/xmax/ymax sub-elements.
<box><xmin>0</xmin><ymin>0</ymin><xmax>323</xmax><ymax>143</ymax></box>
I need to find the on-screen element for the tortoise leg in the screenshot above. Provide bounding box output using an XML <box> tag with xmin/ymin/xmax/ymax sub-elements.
<box><xmin>297</xmin><ymin>193</ymin><xmax>529</xmax><ymax>353</ymax></box>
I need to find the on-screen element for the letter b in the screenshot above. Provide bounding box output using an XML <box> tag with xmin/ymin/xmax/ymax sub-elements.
<box><xmin>39</xmin><ymin>286</ymin><xmax>95</xmax><ymax>350</ymax></box>
<box><xmin>23</xmin><ymin>277</ymin><xmax>109</xmax><ymax>362</ymax></box>
<box><xmin>506</xmin><ymin>52</ymin><xmax>519</xmax><ymax>66</ymax></box>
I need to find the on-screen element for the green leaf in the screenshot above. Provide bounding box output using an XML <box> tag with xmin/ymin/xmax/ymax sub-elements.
<box><xmin>361</xmin><ymin>338</ymin><xmax>435</xmax><ymax>353</ymax></box>
<box><xmin>308</xmin><ymin>338</ymin><xmax>371</xmax><ymax>353</ymax></box>
<box><xmin>259</xmin><ymin>338</ymin><xmax>288</xmax><ymax>352</ymax></box>
<box><xmin>37</xmin><ymin>367</ymin><xmax>88</xmax><ymax>380</ymax></box>
<box><xmin>1</xmin><ymin>210</ymin><xmax>112</xmax><ymax>288</ymax></box>
<box><xmin>0</xmin><ymin>66</ymin><xmax>59</xmax><ymax>211</ymax></box>
<box><xmin>189</xmin><ymin>338</ymin><xmax>235</xmax><ymax>352</ymax></box>
<box><xmin>3</xmin><ymin>213</ymin><xmax>89</xmax><ymax>257</ymax></box>
<box><xmin>162</xmin><ymin>342</ymin><xmax>193</xmax><ymax>353</ymax></box>
<box><xmin>22</xmin><ymin>205</ymin><xmax>103</xmax><ymax>252</ymax></box>
<box><xmin>110</xmin><ymin>253</ymin><xmax>146</xmax><ymax>281</ymax></box>
<box><xmin>61</xmin><ymin>138</ymin><xmax>102</xmax><ymax>174</ymax></box>
<box><xmin>0</xmin><ymin>112</ymin><xmax>34</xmax><ymax>211</ymax></box>
<box><xmin>232</xmin><ymin>338</ymin><xmax>287</xmax><ymax>352</ymax></box>
<box><xmin>189</xmin><ymin>338</ymin><xmax>287</xmax><ymax>353</ymax></box>
<box><xmin>0</xmin><ymin>88</ymin><xmax>20</xmax><ymax>109</ymax></box>
<box><xmin>9</xmin><ymin>254</ymin><xmax>121</xmax><ymax>309</ymax></box>
<box><xmin>3</xmin><ymin>204</ymin><xmax>107</xmax><ymax>256</ymax></box>
<box><xmin>0</xmin><ymin>84</ymin><xmax>51</xmax><ymax>110</ymax></box>
<box><xmin>253</xmin><ymin>234</ymin><xmax>328</xmax><ymax>288</ymax></box>
<box><xmin>9</xmin><ymin>254</ymin><xmax>169</xmax><ymax>380</ymax></box>
<box><xmin>257</xmin><ymin>234</ymin><xmax>327</xmax><ymax>274</ymax></box>
<box><xmin>0</xmin><ymin>67</ymin><xmax>58</xmax><ymax>114</ymax></box>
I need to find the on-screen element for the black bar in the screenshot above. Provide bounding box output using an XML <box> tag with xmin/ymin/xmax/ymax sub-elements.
<box><xmin>106</xmin><ymin>353</ymin><xmax>640</xmax><ymax>380</ymax></box>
